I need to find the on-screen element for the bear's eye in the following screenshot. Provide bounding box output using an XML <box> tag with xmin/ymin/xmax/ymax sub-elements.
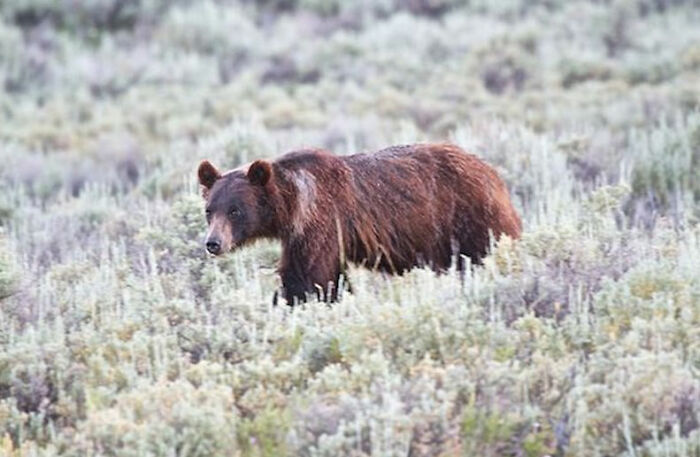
<box><xmin>230</xmin><ymin>208</ymin><xmax>240</xmax><ymax>217</ymax></box>
<box><xmin>205</xmin><ymin>209</ymin><xmax>211</xmax><ymax>220</ymax></box>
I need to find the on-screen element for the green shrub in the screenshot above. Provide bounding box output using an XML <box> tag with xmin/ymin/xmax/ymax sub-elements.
<box><xmin>65</xmin><ymin>381</ymin><xmax>239</xmax><ymax>457</ymax></box>
<box><xmin>0</xmin><ymin>231</ymin><xmax>19</xmax><ymax>301</ymax></box>
<box><xmin>236</xmin><ymin>406</ymin><xmax>290</xmax><ymax>457</ymax></box>
<box><xmin>628</xmin><ymin>113</ymin><xmax>700</xmax><ymax>223</ymax></box>
<box><xmin>1</xmin><ymin>0</ymin><xmax>179</xmax><ymax>32</ymax></box>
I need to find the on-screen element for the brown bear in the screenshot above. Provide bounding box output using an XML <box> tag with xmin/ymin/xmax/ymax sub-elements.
<box><xmin>198</xmin><ymin>143</ymin><xmax>521</xmax><ymax>303</ymax></box>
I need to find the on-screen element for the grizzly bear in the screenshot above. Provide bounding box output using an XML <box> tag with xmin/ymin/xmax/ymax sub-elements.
<box><xmin>198</xmin><ymin>143</ymin><xmax>521</xmax><ymax>304</ymax></box>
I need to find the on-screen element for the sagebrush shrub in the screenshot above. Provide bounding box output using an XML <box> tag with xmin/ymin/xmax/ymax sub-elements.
<box><xmin>1</xmin><ymin>1</ymin><xmax>699</xmax><ymax>456</ymax></box>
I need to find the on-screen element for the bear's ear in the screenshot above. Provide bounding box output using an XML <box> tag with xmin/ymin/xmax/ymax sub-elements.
<box><xmin>247</xmin><ymin>160</ymin><xmax>272</xmax><ymax>186</ymax></box>
<box><xmin>198</xmin><ymin>160</ymin><xmax>221</xmax><ymax>190</ymax></box>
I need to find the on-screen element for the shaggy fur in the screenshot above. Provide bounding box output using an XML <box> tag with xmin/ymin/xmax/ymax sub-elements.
<box><xmin>198</xmin><ymin>144</ymin><xmax>522</xmax><ymax>303</ymax></box>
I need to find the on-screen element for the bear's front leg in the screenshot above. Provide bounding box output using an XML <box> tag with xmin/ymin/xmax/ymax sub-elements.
<box><xmin>280</xmin><ymin>240</ymin><xmax>341</xmax><ymax>305</ymax></box>
<box><xmin>280</xmin><ymin>263</ymin><xmax>340</xmax><ymax>304</ymax></box>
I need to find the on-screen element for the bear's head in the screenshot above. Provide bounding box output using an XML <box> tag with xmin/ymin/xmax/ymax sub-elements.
<box><xmin>197</xmin><ymin>159</ymin><xmax>277</xmax><ymax>256</ymax></box>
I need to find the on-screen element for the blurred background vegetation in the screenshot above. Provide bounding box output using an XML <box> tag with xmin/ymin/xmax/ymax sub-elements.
<box><xmin>0</xmin><ymin>0</ymin><xmax>699</xmax><ymax>455</ymax></box>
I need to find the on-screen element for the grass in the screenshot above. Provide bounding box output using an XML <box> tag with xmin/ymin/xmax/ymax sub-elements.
<box><xmin>0</xmin><ymin>0</ymin><xmax>699</xmax><ymax>456</ymax></box>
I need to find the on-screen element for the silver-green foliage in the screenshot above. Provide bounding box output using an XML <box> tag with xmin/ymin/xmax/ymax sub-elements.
<box><xmin>0</xmin><ymin>231</ymin><xmax>19</xmax><ymax>301</ymax></box>
<box><xmin>0</xmin><ymin>1</ymin><xmax>699</xmax><ymax>456</ymax></box>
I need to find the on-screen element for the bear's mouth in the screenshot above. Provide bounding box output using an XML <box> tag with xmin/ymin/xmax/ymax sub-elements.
<box><xmin>213</xmin><ymin>241</ymin><xmax>242</xmax><ymax>256</ymax></box>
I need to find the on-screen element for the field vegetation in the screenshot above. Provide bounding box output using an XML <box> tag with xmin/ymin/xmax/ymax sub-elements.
<box><xmin>1</xmin><ymin>0</ymin><xmax>699</xmax><ymax>455</ymax></box>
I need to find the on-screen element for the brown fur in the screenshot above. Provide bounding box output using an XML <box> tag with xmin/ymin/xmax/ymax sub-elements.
<box><xmin>198</xmin><ymin>144</ymin><xmax>522</xmax><ymax>303</ymax></box>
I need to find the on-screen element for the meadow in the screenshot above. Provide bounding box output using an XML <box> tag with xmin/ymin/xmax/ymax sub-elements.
<box><xmin>0</xmin><ymin>0</ymin><xmax>699</xmax><ymax>455</ymax></box>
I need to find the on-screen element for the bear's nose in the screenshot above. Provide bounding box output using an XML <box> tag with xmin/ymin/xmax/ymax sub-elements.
<box><xmin>206</xmin><ymin>240</ymin><xmax>221</xmax><ymax>255</ymax></box>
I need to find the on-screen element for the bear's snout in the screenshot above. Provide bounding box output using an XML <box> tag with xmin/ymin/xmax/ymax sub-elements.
<box><xmin>206</xmin><ymin>239</ymin><xmax>222</xmax><ymax>255</ymax></box>
<box><xmin>204</xmin><ymin>213</ymin><xmax>234</xmax><ymax>255</ymax></box>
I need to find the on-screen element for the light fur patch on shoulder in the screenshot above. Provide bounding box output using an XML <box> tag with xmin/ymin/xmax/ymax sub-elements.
<box><xmin>289</xmin><ymin>169</ymin><xmax>317</xmax><ymax>234</ymax></box>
